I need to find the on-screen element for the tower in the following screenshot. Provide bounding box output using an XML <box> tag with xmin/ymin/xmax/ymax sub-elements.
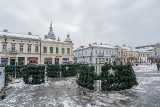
<box><xmin>47</xmin><ymin>22</ymin><xmax>56</xmax><ymax>40</ymax></box>
<box><xmin>65</xmin><ymin>33</ymin><xmax>72</xmax><ymax>43</ymax></box>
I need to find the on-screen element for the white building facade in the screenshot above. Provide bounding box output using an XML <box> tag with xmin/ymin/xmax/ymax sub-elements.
<box><xmin>73</xmin><ymin>44</ymin><xmax>118</xmax><ymax>64</ymax></box>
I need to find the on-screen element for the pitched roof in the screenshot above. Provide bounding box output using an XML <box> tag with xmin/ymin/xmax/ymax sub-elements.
<box><xmin>0</xmin><ymin>31</ymin><xmax>40</xmax><ymax>40</ymax></box>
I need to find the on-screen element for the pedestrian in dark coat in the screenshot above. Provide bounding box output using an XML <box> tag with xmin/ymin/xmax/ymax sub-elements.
<box><xmin>157</xmin><ymin>62</ymin><xmax>160</xmax><ymax>71</ymax></box>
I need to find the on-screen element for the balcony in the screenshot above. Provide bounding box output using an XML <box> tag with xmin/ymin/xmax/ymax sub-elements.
<box><xmin>111</xmin><ymin>54</ymin><xmax>116</xmax><ymax>58</ymax></box>
<box><xmin>9</xmin><ymin>50</ymin><xmax>18</xmax><ymax>54</ymax></box>
<box><xmin>98</xmin><ymin>53</ymin><xmax>104</xmax><ymax>57</ymax></box>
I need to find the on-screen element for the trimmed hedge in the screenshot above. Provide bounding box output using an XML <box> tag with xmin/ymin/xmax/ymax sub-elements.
<box><xmin>5</xmin><ymin>65</ymin><xmax>25</xmax><ymax>78</ymax></box>
<box><xmin>76</xmin><ymin>65</ymin><xmax>95</xmax><ymax>90</ymax></box>
<box><xmin>47</xmin><ymin>64</ymin><xmax>79</xmax><ymax>78</ymax></box>
<box><xmin>22</xmin><ymin>65</ymin><xmax>45</xmax><ymax>84</ymax></box>
<box><xmin>46</xmin><ymin>65</ymin><xmax>61</xmax><ymax>78</ymax></box>
<box><xmin>101</xmin><ymin>63</ymin><xmax>138</xmax><ymax>91</ymax></box>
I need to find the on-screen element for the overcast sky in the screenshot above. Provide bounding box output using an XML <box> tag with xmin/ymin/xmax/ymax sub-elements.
<box><xmin>0</xmin><ymin>0</ymin><xmax>160</xmax><ymax>48</ymax></box>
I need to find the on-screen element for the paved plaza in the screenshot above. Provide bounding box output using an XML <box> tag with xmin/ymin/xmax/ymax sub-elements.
<box><xmin>0</xmin><ymin>65</ymin><xmax>160</xmax><ymax>107</ymax></box>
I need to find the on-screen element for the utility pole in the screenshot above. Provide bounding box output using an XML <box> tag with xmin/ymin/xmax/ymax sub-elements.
<box><xmin>3</xmin><ymin>35</ymin><xmax>8</xmax><ymax>86</ymax></box>
<box><xmin>34</xmin><ymin>35</ymin><xmax>41</xmax><ymax>64</ymax></box>
<box><xmin>3</xmin><ymin>35</ymin><xmax>8</xmax><ymax>65</ymax></box>
<box><xmin>90</xmin><ymin>44</ymin><xmax>93</xmax><ymax>65</ymax></box>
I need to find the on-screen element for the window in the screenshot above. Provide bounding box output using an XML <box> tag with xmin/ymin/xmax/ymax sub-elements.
<box><xmin>67</xmin><ymin>48</ymin><xmax>70</xmax><ymax>54</ymax></box>
<box><xmin>62</xmin><ymin>48</ymin><xmax>65</xmax><ymax>54</ymax></box>
<box><xmin>44</xmin><ymin>47</ymin><xmax>47</xmax><ymax>53</ymax></box>
<box><xmin>82</xmin><ymin>51</ymin><xmax>83</xmax><ymax>56</ymax></box>
<box><xmin>62</xmin><ymin>58</ymin><xmax>69</xmax><ymax>64</ymax></box>
<box><xmin>35</xmin><ymin>45</ymin><xmax>39</xmax><ymax>53</ymax></box>
<box><xmin>56</xmin><ymin>47</ymin><xmax>59</xmax><ymax>53</ymax></box>
<box><xmin>111</xmin><ymin>51</ymin><xmax>114</xmax><ymax>55</ymax></box>
<box><xmin>95</xmin><ymin>50</ymin><xmax>97</xmax><ymax>55</ymax></box>
<box><xmin>11</xmin><ymin>44</ymin><xmax>16</xmax><ymax>52</ymax></box>
<box><xmin>106</xmin><ymin>50</ymin><xmax>108</xmax><ymax>55</ymax></box>
<box><xmin>85</xmin><ymin>51</ymin><xmax>87</xmax><ymax>55</ymax></box>
<box><xmin>99</xmin><ymin>50</ymin><xmax>101</xmax><ymax>53</ymax></box>
<box><xmin>19</xmin><ymin>45</ymin><xmax>23</xmax><ymax>52</ymax></box>
<box><xmin>109</xmin><ymin>51</ymin><xmax>111</xmax><ymax>55</ymax></box>
<box><xmin>28</xmin><ymin>45</ymin><xmax>31</xmax><ymax>53</ymax></box>
<box><xmin>50</xmin><ymin>47</ymin><xmax>53</xmax><ymax>53</ymax></box>
<box><xmin>2</xmin><ymin>44</ymin><xmax>6</xmax><ymax>50</ymax></box>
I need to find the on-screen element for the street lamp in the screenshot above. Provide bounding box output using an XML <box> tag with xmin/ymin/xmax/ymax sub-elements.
<box><xmin>34</xmin><ymin>35</ymin><xmax>41</xmax><ymax>64</ymax></box>
<box><xmin>89</xmin><ymin>44</ymin><xmax>93</xmax><ymax>65</ymax></box>
<box><xmin>3</xmin><ymin>35</ymin><xmax>8</xmax><ymax>65</ymax></box>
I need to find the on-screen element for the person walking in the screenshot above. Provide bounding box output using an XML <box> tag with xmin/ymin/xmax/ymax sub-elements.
<box><xmin>156</xmin><ymin>62</ymin><xmax>160</xmax><ymax>71</ymax></box>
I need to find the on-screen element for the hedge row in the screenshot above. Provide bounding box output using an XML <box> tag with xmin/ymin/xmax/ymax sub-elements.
<box><xmin>101</xmin><ymin>63</ymin><xmax>138</xmax><ymax>91</ymax></box>
<box><xmin>5</xmin><ymin>65</ymin><xmax>25</xmax><ymax>78</ymax></box>
<box><xmin>76</xmin><ymin>65</ymin><xmax>95</xmax><ymax>90</ymax></box>
<box><xmin>22</xmin><ymin>65</ymin><xmax>45</xmax><ymax>84</ymax></box>
<box><xmin>46</xmin><ymin>64</ymin><xmax>79</xmax><ymax>78</ymax></box>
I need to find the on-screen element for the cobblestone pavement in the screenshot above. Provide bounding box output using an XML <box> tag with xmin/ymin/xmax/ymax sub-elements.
<box><xmin>0</xmin><ymin>66</ymin><xmax>160</xmax><ymax>107</ymax></box>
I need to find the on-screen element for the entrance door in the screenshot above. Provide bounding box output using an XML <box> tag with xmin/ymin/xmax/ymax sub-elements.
<box><xmin>10</xmin><ymin>58</ymin><xmax>15</xmax><ymax>65</ymax></box>
<box><xmin>55</xmin><ymin>58</ymin><xmax>59</xmax><ymax>64</ymax></box>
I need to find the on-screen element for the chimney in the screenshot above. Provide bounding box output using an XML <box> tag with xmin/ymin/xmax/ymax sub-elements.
<box><xmin>58</xmin><ymin>38</ymin><xmax>60</xmax><ymax>41</ymax></box>
<box><xmin>80</xmin><ymin>45</ymin><xmax>85</xmax><ymax>48</ymax></box>
<box><xmin>28</xmin><ymin>32</ymin><xmax>32</xmax><ymax>35</ymax></box>
<box><xmin>3</xmin><ymin>29</ymin><xmax>8</xmax><ymax>32</ymax></box>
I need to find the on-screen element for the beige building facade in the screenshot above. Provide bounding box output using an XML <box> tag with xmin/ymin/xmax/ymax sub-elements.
<box><xmin>0</xmin><ymin>23</ymin><xmax>73</xmax><ymax>65</ymax></box>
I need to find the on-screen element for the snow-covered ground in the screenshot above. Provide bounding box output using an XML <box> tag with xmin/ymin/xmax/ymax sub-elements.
<box><xmin>0</xmin><ymin>65</ymin><xmax>160</xmax><ymax>107</ymax></box>
<box><xmin>132</xmin><ymin>64</ymin><xmax>157</xmax><ymax>72</ymax></box>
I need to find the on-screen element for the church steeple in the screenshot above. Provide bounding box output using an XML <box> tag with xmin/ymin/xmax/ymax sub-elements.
<box><xmin>50</xmin><ymin>22</ymin><xmax>53</xmax><ymax>31</ymax></box>
<box><xmin>65</xmin><ymin>33</ymin><xmax>72</xmax><ymax>43</ymax></box>
<box><xmin>47</xmin><ymin>22</ymin><xmax>56</xmax><ymax>40</ymax></box>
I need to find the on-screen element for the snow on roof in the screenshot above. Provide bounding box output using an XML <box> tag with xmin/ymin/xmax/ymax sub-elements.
<box><xmin>137</xmin><ymin>49</ymin><xmax>151</xmax><ymax>53</ymax></box>
<box><xmin>92</xmin><ymin>44</ymin><xmax>116</xmax><ymax>49</ymax></box>
<box><xmin>0</xmin><ymin>31</ymin><xmax>40</xmax><ymax>40</ymax></box>
<box><xmin>137</xmin><ymin>47</ymin><xmax>155</xmax><ymax>51</ymax></box>
<box><xmin>75</xmin><ymin>44</ymin><xmax>116</xmax><ymax>51</ymax></box>
<box><xmin>42</xmin><ymin>38</ymin><xmax>70</xmax><ymax>44</ymax></box>
<box><xmin>121</xmin><ymin>46</ymin><xmax>138</xmax><ymax>52</ymax></box>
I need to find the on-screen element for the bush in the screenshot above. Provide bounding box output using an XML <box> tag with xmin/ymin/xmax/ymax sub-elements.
<box><xmin>101</xmin><ymin>63</ymin><xmax>138</xmax><ymax>91</ymax></box>
<box><xmin>22</xmin><ymin>65</ymin><xmax>45</xmax><ymax>84</ymax></box>
<box><xmin>76</xmin><ymin>65</ymin><xmax>95</xmax><ymax>90</ymax></box>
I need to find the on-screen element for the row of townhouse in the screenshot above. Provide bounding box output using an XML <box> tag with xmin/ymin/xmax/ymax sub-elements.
<box><xmin>74</xmin><ymin>43</ymin><xmax>152</xmax><ymax>64</ymax></box>
<box><xmin>117</xmin><ymin>46</ymin><xmax>151</xmax><ymax>64</ymax></box>
<box><xmin>135</xmin><ymin>44</ymin><xmax>160</xmax><ymax>62</ymax></box>
<box><xmin>0</xmin><ymin>23</ymin><xmax>74</xmax><ymax>65</ymax></box>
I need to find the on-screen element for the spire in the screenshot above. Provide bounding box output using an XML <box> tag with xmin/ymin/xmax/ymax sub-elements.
<box><xmin>50</xmin><ymin>22</ymin><xmax>53</xmax><ymax>31</ymax></box>
<box><xmin>47</xmin><ymin>21</ymin><xmax>56</xmax><ymax>40</ymax></box>
<box><xmin>65</xmin><ymin>33</ymin><xmax>72</xmax><ymax>43</ymax></box>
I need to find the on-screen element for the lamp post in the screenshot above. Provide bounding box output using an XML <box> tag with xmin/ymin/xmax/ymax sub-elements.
<box><xmin>89</xmin><ymin>44</ymin><xmax>93</xmax><ymax>65</ymax></box>
<box><xmin>3</xmin><ymin>35</ymin><xmax>8</xmax><ymax>86</ymax></box>
<box><xmin>3</xmin><ymin>35</ymin><xmax>8</xmax><ymax>65</ymax></box>
<box><xmin>34</xmin><ymin>35</ymin><xmax>41</xmax><ymax>64</ymax></box>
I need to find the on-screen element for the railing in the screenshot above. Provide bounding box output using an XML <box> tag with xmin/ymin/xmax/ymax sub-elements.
<box><xmin>98</xmin><ymin>53</ymin><xmax>104</xmax><ymax>57</ymax></box>
<box><xmin>9</xmin><ymin>50</ymin><xmax>18</xmax><ymax>54</ymax></box>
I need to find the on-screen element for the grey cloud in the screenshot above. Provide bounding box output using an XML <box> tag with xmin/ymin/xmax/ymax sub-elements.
<box><xmin>0</xmin><ymin>0</ymin><xmax>160</xmax><ymax>48</ymax></box>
